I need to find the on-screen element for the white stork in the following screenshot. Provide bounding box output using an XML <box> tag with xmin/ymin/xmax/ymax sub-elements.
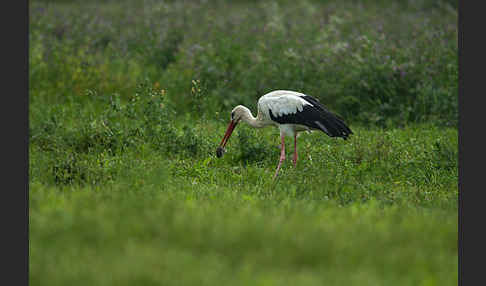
<box><xmin>216</xmin><ymin>90</ymin><xmax>353</xmax><ymax>178</ymax></box>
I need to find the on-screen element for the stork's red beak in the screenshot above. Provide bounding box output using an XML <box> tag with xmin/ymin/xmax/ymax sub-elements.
<box><xmin>216</xmin><ymin>120</ymin><xmax>238</xmax><ymax>158</ymax></box>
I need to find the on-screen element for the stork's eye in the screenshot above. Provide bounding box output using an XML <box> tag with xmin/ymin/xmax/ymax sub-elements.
<box><xmin>231</xmin><ymin>111</ymin><xmax>235</xmax><ymax>120</ymax></box>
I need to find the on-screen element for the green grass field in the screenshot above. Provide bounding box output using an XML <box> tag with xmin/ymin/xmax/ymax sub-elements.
<box><xmin>29</xmin><ymin>0</ymin><xmax>458</xmax><ymax>285</ymax></box>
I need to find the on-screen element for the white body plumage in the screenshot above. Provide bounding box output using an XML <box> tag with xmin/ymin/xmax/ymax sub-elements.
<box><xmin>256</xmin><ymin>90</ymin><xmax>315</xmax><ymax>137</ymax></box>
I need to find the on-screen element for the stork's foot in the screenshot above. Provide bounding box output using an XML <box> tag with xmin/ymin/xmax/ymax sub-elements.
<box><xmin>273</xmin><ymin>157</ymin><xmax>285</xmax><ymax>179</ymax></box>
<box><xmin>292</xmin><ymin>134</ymin><xmax>298</xmax><ymax>168</ymax></box>
<box><xmin>274</xmin><ymin>134</ymin><xmax>286</xmax><ymax>180</ymax></box>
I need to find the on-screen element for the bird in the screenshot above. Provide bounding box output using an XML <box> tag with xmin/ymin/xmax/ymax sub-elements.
<box><xmin>216</xmin><ymin>90</ymin><xmax>353</xmax><ymax>179</ymax></box>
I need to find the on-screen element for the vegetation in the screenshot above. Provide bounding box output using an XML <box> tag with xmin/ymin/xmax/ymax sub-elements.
<box><xmin>29</xmin><ymin>0</ymin><xmax>458</xmax><ymax>285</ymax></box>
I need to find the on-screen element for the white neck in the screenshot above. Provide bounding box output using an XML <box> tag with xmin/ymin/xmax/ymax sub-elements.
<box><xmin>241</xmin><ymin>107</ymin><xmax>266</xmax><ymax>128</ymax></box>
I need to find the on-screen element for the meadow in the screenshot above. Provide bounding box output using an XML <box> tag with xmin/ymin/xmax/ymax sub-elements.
<box><xmin>29</xmin><ymin>0</ymin><xmax>458</xmax><ymax>285</ymax></box>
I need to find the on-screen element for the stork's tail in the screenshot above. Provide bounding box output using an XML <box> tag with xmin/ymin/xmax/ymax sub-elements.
<box><xmin>299</xmin><ymin>95</ymin><xmax>353</xmax><ymax>140</ymax></box>
<box><xmin>315</xmin><ymin>112</ymin><xmax>353</xmax><ymax>140</ymax></box>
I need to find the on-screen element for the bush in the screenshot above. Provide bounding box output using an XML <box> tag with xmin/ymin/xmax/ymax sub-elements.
<box><xmin>30</xmin><ymin>80</ymin><xmax>213</xmax><ymax>186</ymax></box>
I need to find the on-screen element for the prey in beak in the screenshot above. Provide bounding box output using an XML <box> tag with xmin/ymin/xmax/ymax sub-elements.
<box><xmin>216</xmin><ymin>119</ymin><xmax>238</xmax><ymax>158</ymax></box>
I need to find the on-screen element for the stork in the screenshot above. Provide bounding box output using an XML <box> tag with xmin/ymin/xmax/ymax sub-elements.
<box><xmin>216</xmin><ymin>90</ymin><xmax>353</xmax><ymax>179</ymax></box>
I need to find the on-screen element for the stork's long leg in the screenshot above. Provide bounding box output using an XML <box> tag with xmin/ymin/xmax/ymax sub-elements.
<box><xmin>292</xmin><ymin>134</ymin><xmax>298</xmax><ymax>167</ymax></box>
<box><xmin>274</xmin><ymin>135</ymin><xmax>286</xmax><ymax>179</ymax></box>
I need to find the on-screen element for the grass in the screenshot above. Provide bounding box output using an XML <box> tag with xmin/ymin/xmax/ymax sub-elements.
<box><xmin>29</xmin><ymin>116</ymin><xmax>458</xmax><ymax>285</ymax></box>
<box><xmin>29</xmin><ymin>0</ymin><xmax>458</xmax><ymax>285</ymax></box>
<box><xmin>30</xmin><ymin>184</ymin><xmax>456</xmax><ymax>286</ymax></box>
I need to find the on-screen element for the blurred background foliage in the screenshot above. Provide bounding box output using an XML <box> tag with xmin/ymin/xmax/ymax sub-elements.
<box><xmin>30</xmin><ymin>0</ymin><xmax>457</xmax><ymax>128</ymax></box>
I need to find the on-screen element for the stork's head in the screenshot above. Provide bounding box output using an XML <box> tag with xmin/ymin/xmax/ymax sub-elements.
<box><xmin>230</xmin><ymin>105</ymin><xmax>252</xmax><ymax>122</ymax></box>
<box><xmin>216</xmin><ymin>105</ymin><xmax>249</xmax><ymax>158</ymax></box>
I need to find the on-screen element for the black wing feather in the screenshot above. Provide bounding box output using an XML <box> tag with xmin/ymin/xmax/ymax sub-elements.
<box><xmin>268</xmin><ymin>95</ymin><xmax>353</xmax><ymax>139</ymax></box>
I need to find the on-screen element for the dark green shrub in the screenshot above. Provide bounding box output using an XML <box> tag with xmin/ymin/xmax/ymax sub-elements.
<box><xmin>236</xmin><ymin>127</ymin><xmax>274</xmax><ymax>164</ymax></box>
